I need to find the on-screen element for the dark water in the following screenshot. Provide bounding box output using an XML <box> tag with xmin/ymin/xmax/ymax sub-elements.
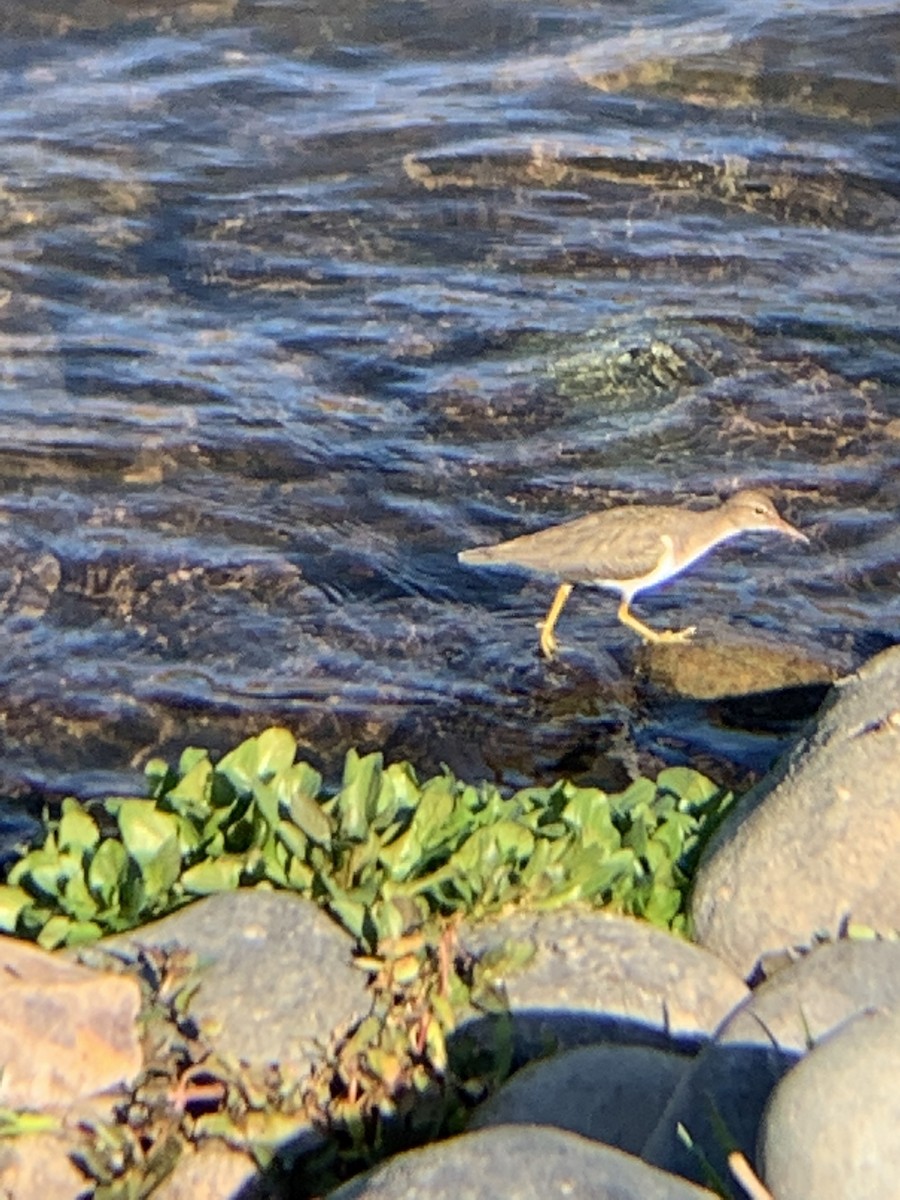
<box><xmin>0</xmin><ymin>0</ymin><xmax>898</xmax><ymax>829</ymax></box>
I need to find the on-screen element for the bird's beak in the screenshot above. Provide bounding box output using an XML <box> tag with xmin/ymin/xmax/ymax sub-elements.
<box><xmin>777</xmin><ymin>515</ymin><xmax>810</xmax><ymax>544</ymax></box>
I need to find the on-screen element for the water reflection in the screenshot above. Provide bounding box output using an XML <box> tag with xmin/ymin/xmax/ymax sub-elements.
<box><xmin>0</xmin><ymin>0</ymin><xmax>897</xmax><ymax>825</ymax></box>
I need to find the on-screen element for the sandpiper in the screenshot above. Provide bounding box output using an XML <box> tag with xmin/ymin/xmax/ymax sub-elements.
<box><xmin>459</xmin><ymin>489</ymin><xmax>808</xmax><ymax>657</ymax></box>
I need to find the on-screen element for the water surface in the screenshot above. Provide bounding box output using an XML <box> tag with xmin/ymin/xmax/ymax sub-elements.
<box><xmin>0</xmin><ymin>0</ymin><xmax>898</xmax><ymax>823</ymax></box>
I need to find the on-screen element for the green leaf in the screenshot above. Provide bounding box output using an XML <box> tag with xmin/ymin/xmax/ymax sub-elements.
<box><xmin>117</xmin><ymin>801</ymin><xmax>178</xmax><ymax>864</ymax></box>
<box><xmin>116</xmin><ymin>802</ymin><xmax>182</xmax><ymax>898</ymax></box>
<box><xmin>0</xmin><ymin>884</ymin><xmax>32</xmax><ymax>932</ymax></box>
<box><xmin>284</xmin><ymin>759</ymin><xmax>323</xmax><ymax>798</ymax></box>
<box><xmin>62</xmin><ymin>871</ymin><xmax>98</xmax><ymax>921</ymax></box>
<box><xmin>562</xmin><ymin>789</ymin><xmax>619</xmax><ymax>851</ymax></box>
<box><xmin>641</xmin><ymin>884</ymin><xmax>682</xmax><ymax>927</ymax></box>
<box><xmin>275</xmin><ymin>819</ymin><xmax>308</xmax><ymax>861</ymax></box>
<box><xmin>368</xmin><ymin>898</ymin><xmax>408</xmax><ymax>944</ymax></box>
<box><xmin>652</xmin><ymin>811</ymin><xmax>696</xmax><ymax>860</ymax></box>
<box><xmin>332</xmin><ymin>749</ymin><xmax>383</xmax><ymax>841</ymax></box>
<box><xmin>63</xmin><ymin>920</ymin><xmax>104</xmax><ymax>946</ymax></box>
<box><xmin>251</xmin><ymin>780</ymin><xmax>280</xmax><ymax>828</ymax></box>
<box><xmin>412</xmin><ymin>780</ymin><xmax>457</xmax><ymax>848</ymax></box>
<box><xmin>609</xmin><ymin>776</ymin><xmax>657</xmax><ymax>817</ymax></box>
<box><xmin>324</xmin><ymin>887</ymin><xmax>368</xmax><ymax>941</ymax></box>
<box><xmin>382</xmin><ymin>760</ymin><xmax>420</xmax><ymax>810</ymax></box>
<box><xmin>286</xmin><ymin>857</ymin><xmax>314</xmax><ymax>890</ymax></box>
<box><xmin>145</xmin><ymin>756</ymin><xmax>177</xmax><ymax>799</ymax></box>
<box><xmin>216</xmin><ymin>735</ymin><xmax>261</xmax><ymax>795</ymax></box>
<box><xmin>568</xmin><ymin>846</ymin><xmax>636</xmax><ymax>901</ymax></box>
<box><xmin>284</xmin><ymin>791</ymin><xmax>330</xmax><ymax>846</ymax></box>
<box><xmin>181</xmin><ymin>856</ymin><xmax>244</xmax><ymax>895</ymax></box>
<box><xmin>656</xmin><ymin>766</ymin><xmax>720</xmax><ymax>808</ymax></box>
<box><xmin>58</xmin><ymin>799</ymin><xmax>100</xmax><ymax>853</ymax></box>
<box><xmin>88</xmin><ymin>838</ymin><xmax>128</xmax><ymax>906</ymax></box>
<box><xmin>443</xmin><ymin>820</ymin><xmax>535</xmax><ymax>886</ymax></box>
<box><xmin>37</xmin><ymin>914</ymin><xmax>74</xmax><ymax>950</ymax></box>
<box><xmin>0</xmin><ymin>1110</ymin><xmax>60</xmax><ymax>1135</ymax></box>
<box><xmin>624</xmin><ymin>813</ymin><xmax>650</xmax><ymax>859</ymax></box>
<box><xmin>12</xmin><ymin>847</ymin><xmax>65</xmax><ymax>903</ymax></box>
<box><xmin>256</xmin><ymin>726</ymin><xmax>297</xmax><ymax>777</ymax></box>
<box><xmin>378</xmin><ymin>824</ymin><xmax>423</xmax><ymax>883</ymax></box>
<box><xmin>164</xmin><ymin>757</ymin><xmax>214</xmax><ymax>814</ymax></box>
<box><xmin>178</xmin><ymin>746</ymin><xmax>210</xmax><ymax>777</ymax></box>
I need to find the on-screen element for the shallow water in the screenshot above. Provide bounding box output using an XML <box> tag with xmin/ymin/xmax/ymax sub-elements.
<box><xmin>0</xmin><ymin>0</ymin><xmax>898</xmax><ymax>829</ymax></box>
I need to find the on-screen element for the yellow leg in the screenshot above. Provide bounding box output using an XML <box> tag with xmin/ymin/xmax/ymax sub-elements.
<box><xmin>537</xmin><ymin>582</ymin><xmax>573</xmax><ymax>658</ymax></box>
<box><xmin>617</xmin><ymin>598</ymin><xmax>696</xmax><ymax>645</ymax></box>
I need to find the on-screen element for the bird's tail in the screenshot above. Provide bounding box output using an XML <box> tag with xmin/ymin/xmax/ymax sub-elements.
<box><xmin>458</xmin><ymin>545</ymin><xmax>500</xmax><ymax>566</ymax></box>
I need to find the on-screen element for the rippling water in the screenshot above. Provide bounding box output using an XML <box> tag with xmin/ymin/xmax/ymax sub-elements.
<box><xmin>0</xmin><ymin>0</ymin><xmax>898</xmax><ymax>824</ymax></box>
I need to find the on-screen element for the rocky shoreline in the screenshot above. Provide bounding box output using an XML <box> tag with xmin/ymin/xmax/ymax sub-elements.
<box><xmin>1</xmin><ymin>644</ymin><xmax>898</xmax><ymax>1199</ymax></box>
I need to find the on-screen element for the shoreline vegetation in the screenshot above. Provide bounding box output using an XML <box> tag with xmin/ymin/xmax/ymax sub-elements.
<box><xmin>0</xmin><ymin>727</ymin><xmax>735</xmax><ymax>1193</ymax></box>
<box><xmin>0</xmin><ymin>728</ymin><xmax>734</xmax><ymax>954</ymax></box>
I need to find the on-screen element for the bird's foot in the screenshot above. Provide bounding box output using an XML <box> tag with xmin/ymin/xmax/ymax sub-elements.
<box><xmin>536</xmin><ymin>620</ymin><xmax>559</xmax><ymax>659</ymax></box>
<box><xmin>647</xmin><ymin>624</ymin><xmax>696</xmax><ymax>645</ymax></box>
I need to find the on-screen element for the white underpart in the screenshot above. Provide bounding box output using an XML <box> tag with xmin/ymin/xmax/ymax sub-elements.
<box><xmin>593</xmin><ymin>526</ymin><xmax>746</xmax><ymax>603</ymax></box>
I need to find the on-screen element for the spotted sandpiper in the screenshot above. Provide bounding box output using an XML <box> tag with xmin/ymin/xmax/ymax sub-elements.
<box><xmin>459</xmin><ymin>489</ymin><xmax>808</xmax><ymax>658</ymax></box>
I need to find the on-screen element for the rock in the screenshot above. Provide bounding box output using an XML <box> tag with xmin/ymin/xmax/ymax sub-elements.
<box><xmin>757</xmin><ymin>1006</ymin><xmax>900</xmax><ymax>1200</ymax></box>
<box><xmin>0</xmin><ymin>935</ymin><xmax>142</xmax><ymax>1108</ymax></box>
<box><xmin>469</xmin><ymin>1043</ymin><xmax>692</xmax><ymax>1153</ymax></box>
<box><xmin>460</xmin><ymin>909</ymin><xmax>748</xmax><ymax>1062</ymax></box>
<box><xmin>328</xmin><ymin>1125</ymin><xmax>718</xmax><ymax>1199</ymax></box>
<box><xmin>640</xmin><ymin>636</ymin><xmax>840</xmax><ymax>701</ymax></box>
<box><xmin>151</xmin><ymin>1141</ymin><xmax>265</xmax><ymax>1200</ymax></box>
<box><xmin>641</xmin><ymin>938</ymin><xmax>900</xmax><ymax>1187</ymax></box>
<box><xmin>102</xmin><ymin>888</ymin><xmax>369</xmax><ymax>1079</ymax></box>
<box><xmin>691</xmin><ymin>644</ymin><xmax>900</xmax><ymax>977</ymax></box>
<box><xmin>0</xmin><ymin>1132</ymin><xmax>89</xmax><ymax>1200</ymax></box>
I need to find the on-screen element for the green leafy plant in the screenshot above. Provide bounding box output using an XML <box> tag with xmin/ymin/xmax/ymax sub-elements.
<box><xmin>0</xmin><ymin>727</ymin><xmax>732</xmax><ymax>951</ymax></box>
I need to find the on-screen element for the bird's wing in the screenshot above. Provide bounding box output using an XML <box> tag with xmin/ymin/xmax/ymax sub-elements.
<box><xmin>461</xmin><ymin>508</ymin><xmax>670</xmax><ymax>582</ymax></box>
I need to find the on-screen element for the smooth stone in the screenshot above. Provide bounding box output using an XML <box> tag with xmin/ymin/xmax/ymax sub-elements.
<box><xmin>641</xmin><ymin>939</ymin><xmax>900</xmax><ymax>1187</ymax></box>
<box><xmin>151</xmin><ymin>1141</ymin><xmax>265</xmax><ymax>1200</ymax></box>
<box><xmin>757</xmin><ymin>1006</ymin><xmax>900</xmax><ymax>1200</ymax></box>
<box><xmin>469</xmin><ymin>1043</ymin><xmax>692</xmax><ymax>1154</ymax></box>
<box><xmin>0</xmin><ymin>935</ymin><xmax>142</xmax><ymax>1108</ymax></box>
<box><xmin>691</xmin><ymin>644</ymin><xmax>900</xmax><ymax>977</ymax></box>
<box><xmin>0</xmin><ymin>1132</ymin><xmax>88</xmax><ymax>1200</ymax></box>
<box><xmin>460</xmin><ymin>909</ymin><xmax>748</xmax><ymax>1063</ymax></box>
<box><xmin>102</xmin><ymin>888</ymin><xmax>369</xmax><ymax>1079</ymax></box>
<box><xmin>327</xmin><ymin>1125</ymin><xmax>718</xmax><ymax>1200</ymax></box>
<box><xmin>640</xmin><ymin>636</ymin><xmax>841</xmax><ymax>701</ymax></box>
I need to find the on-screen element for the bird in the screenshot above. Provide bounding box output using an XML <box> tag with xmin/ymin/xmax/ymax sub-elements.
<box><xmin>458</xmin><ymin>489</ymin><xmax>808</xmax><ymax>658</ymax></box>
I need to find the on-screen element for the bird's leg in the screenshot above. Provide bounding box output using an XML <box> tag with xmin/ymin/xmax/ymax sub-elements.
<box><xmin>537</xmin><ymin>582</ymin><xmax>573</xmax><ymax>658</ymax></box>
<box><xmin>616</xmin><ymin>598</ymin><xmax>696</xmax><ymax>645</ymax></box>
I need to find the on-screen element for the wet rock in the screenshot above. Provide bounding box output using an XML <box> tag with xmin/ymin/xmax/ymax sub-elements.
<box><xmin>0</xmin><ymin>548</ymin><xmax>62</xmax><ymax>621</ymax></box>
<box><xmin>757</xmin><ymin>1007</ymin><xmax>900</xmax><ymax>1200</ymax></box>
<box><xmin>0</xmin><ymin>936</ymin><xmax>142</xmax><ymax>1108</ymax></box>
<box><xmin>639</xmin><ymin>634</ymin><xmax>841</xmax><ymax>701</ymax></box>
<box><xmin>103</xmin><ymin>889</ymin><xmax>369</xmax><ymax>1080</ymax></box>
<box><xmin>690</xmin><ymin>644</ymin><xmax>900</xmax><ymax>976</ymax></box>
<box><xmin>469</xmin><ymin>1043</ymin><xmax>691</xmax><ymax>1154</ymax></box>
<box><xmin>460</xmin><ymin>909</ymin><xmax>748</xmax><ymax>1062</ymax></box>
<box><xmin>328</xmin><ymin>1125</ymin><xmax>717</xmax><ymax>1200</ymax></box>
<box><xmin>641</xmin><ymin>938</ymin><xmax>900</xmax><ymax>1188</ymax></box>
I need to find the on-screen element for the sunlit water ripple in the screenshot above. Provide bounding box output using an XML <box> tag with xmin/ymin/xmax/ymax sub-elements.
<box><xmin>0</xmin><ymin>0</ymin><xmax>897</xmax><ymax>834</ymax></box>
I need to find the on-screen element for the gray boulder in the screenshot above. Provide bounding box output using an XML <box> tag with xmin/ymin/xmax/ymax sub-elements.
<box><xmin>328</xmin><ymin>1125</ymin><xmax>718</xmax><ymax>1200</ymax></box>
<box><xmin>103</xmin><ymin>888</ymin><xmax>369</xmax><ymax>1078</ymax></box>
<box><xmin>469</xmin><ymin>1043</ymin><xmax>692</xmax><ymax>1154</ymax></box>
<box><xmin>691</xmin><ymin>645</ymin><xmax>900</xmax><ymax>977</ymax></box>
<box><xmin>757</xmin><ymin>1006</ymin><xmax>900</xmax><ymax>1200</ymax></box>
<box><xmin>461</xmin><ymin>908</ymin><xmax>747</xmax><ymax>1063</ymax></box>
<box><xmin>642</xmin><ymin>938</ymin><xmax>900</xmax><ymax>1187</ymax></box>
